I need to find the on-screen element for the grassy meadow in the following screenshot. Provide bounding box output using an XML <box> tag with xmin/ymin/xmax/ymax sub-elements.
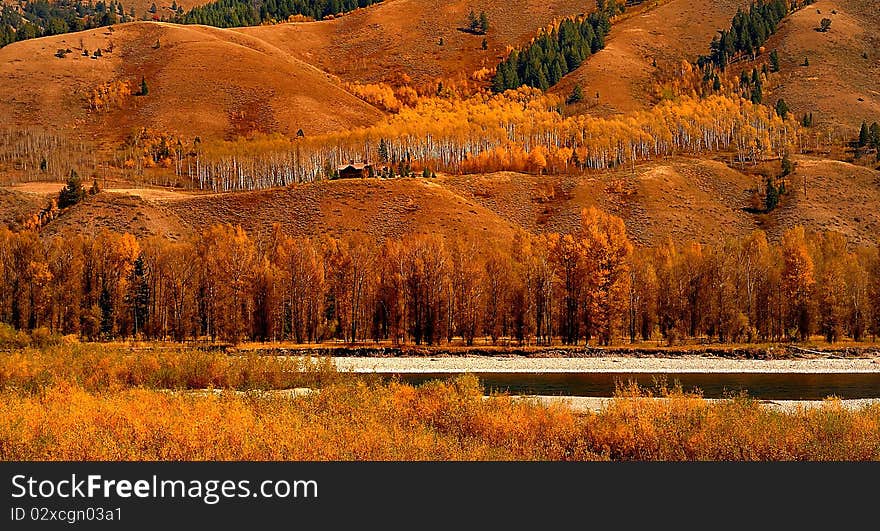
<box><xmin>1</xmin><ymin>342</ymin><xmax>880</xmax><ymax>461</ymax></box>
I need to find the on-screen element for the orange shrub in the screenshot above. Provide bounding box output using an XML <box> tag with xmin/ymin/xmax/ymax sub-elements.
<box><xmin>0</xmin><ymin>344</ymin><xmax>340</xmax><ymax>393</ymax></box>
<box><xmin>1</xmin><ymin>372</ymin><xmax>880</xmax><ymax>461</ymax></box>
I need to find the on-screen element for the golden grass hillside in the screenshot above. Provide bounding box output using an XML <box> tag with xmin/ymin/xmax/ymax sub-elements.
<box><xmin>0</xmin><ymin>188</ymin><xmax>45</xmax><ymax>231</ymax></box>
<box><xmin>161</xmin><ymin>177</ymin><xmax>521</xmax><ymax>246</ymax></box>
<box><xmin>766</xmin><ymin>0</ymin><xmax>879</xmax><ymax>132</ymax></box>
<box><xmin>773</xmin><ymin>156</ymin><xmax>880</xmax><ymax>246</ymax></box>
<box><xmin>0</xmin><ymin>21</ymin><xmax>384</xmax><ymax>143</ymax></box>
<box><xmin>39</xmin><ymin>192</ymin><xmax>193</xmax><ymax>240</ymax></box>
<box><xmin>238</xmin><ymin>0</ymin><xmax>590</xmax><ymax>87</ymax></box>
<box><xmin>17</xmin><ymin>155</ymin><xmax>880</xmax><ymax>246</ymax></box>
<box><xmin>551</xmin><ymin>0</ymin><xmax>754</xmax><ymax>115</ymax></box>
<box><xmin>0</xmin><ymin>0</ymin><xmax>613</xmax><ymax>145</ymax></box>
<box><xmin>442</xmin><ymin>158</ymin><xmax>761</xmax><ymax>245</ymax></box>
<box><xmin>432</xmin><ymin>156</ymin><xmax>880</xmax><ymax>246</ymax></box>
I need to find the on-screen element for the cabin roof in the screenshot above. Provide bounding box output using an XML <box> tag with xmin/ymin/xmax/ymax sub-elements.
<box><xmin>337</xmin><ymin>162</ymin><xmax>371</xmax><ymax>171</ymax></box>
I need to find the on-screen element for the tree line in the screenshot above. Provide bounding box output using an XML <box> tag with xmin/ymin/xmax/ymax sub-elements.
<box><xmin>178</xmin><ymin>91</ymin><xmax>798</xmax><ymax>191</ymax></box>
<box><xmin>2</xmin><ymin>211</ymin><xmax>879</xmax><ymax>345</ymax></box>
<box><xmin>1</xmin><ymin>0</ymin><xmax>133</xmax><ymax>48</ymax></box>
<box><xmin>491</xmin><ymin>7</ymin><xmax>612</xmax><ymax>92</ymax></box>
<box><xmin>0</xmin><ymin>128</ymin><xmax>95</xmax><ymax>188</ymax></box>
<box><xmin>179</xmin><ymin>0</ymin><xmax>383</xmax><ymax>28</ymax></box>
<box><xmin>698</xmin><ymin>0</ymin><xmax>803</xmax><ymax>70</ymax></box>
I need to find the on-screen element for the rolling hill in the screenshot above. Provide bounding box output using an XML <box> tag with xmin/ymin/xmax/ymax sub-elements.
<box><xmin>548</xmin><ymin>0</ymin><xmax>879</xmax><ymax>133</ymax></box>
<box><xmin>764</xmin><ymin>0</ymin><xmax>880</xmax><ymax>133</ymax></box>
<box><xmin>0</xmin><ymin>0</ymin><xmax>606</xmax><ymax>147</ymax></box>
<box><xmin>1</xmin><ymin>0</ymin><xmax>878</xmax><ymax>253</ymax></box>
<box><xmin>236</xmin><ymin>0</ymin><xmax>590</xmax><ymax>87</ymax></box>
<box><xmin>549</xmin><ymin>0</ymin><xmax>754</xmax><ymax>115</ymax></box>
<box><xmin>442</xmin><ymin>156</ymin><xmax>880</xmax><ymax>246</ymax></box>
<box><xmin>0</xmin><ymin>21</ymin><xmax>384</xmax><ymax>143</ymax></box>
<box><xmin>9</xmin><ymin>155</ymin><xmax>876</xmax><ymax>248</ymax></box>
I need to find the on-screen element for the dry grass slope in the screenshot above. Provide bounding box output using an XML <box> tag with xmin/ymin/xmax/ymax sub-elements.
<box><xmin>162</xmin><ymin>177</ymin><xmax>521</xmax><ymax>246</ymax></box>
<box><xmin>237</xmin><ymin>0</ymin><xmax>590</xmax><ymax>86</ymax></box>
<box><xmin>24</xmin><ymin>155</ymin><xmax>880</xmax><ymax>247</ymax></box>
<box><xmin>0</xmin><ymin>189</ymin><xmax>45</xmax><ymax>231</ymax></box>
<box><xmin>766</xmin><ymin>0</ymin><xmax>880</xmax><ymax>132</ymax></box>
<box><xmin>0</xmin><ymin>22</ymin><xmax>384</xmax><ymax>143</ymax></box>
<box><xmin>444</xmin><ymin>158</ymin><xmax>759</xmax><ymax>246</ymax></box>
<box><xmin>446</xmin><ymin>156</ymin><xmax>880</xmax><ymax>246</ymax></box>
<box><xmin>40</xmin><ymin>191</ymin><xmax>192</xmax><ymax>240</ymax></box>
<box><xmin>774</xmin><ymin>156</ymin><xmax>880</xmax><ymax>245</ymax></box>
<box><xmin>552</xmin><ymin>0</ymin><xmax>754</xmax><ymax>115</ymax></box>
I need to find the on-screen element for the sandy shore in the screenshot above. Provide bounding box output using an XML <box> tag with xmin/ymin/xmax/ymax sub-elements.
<box><xmin>519</xmin><ymin>396</ymin><xmax>880</xmax><ymax>413</ymax></box>
<box><xmin>334</xmin><ymin>355</ymin><xmax>880</xmax><ymax>374</ymax></box>
<box><xmin>189</xmin><ymin>389</ymin><xmax>880</xmax><ymax>413</ymax></box>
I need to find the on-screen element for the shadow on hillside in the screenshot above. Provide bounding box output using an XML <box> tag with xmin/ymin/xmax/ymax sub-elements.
<box><xmin>455</xmin><ymin>27</ymin><xmax>486</xmax><ymax>35</ymax></box>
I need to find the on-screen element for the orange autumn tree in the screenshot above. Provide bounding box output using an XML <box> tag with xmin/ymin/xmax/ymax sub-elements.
<box><xmin>198</xmin><ymin>224</ymin><xmax>257</xmax><ymax>343</ymax></box>
<box><xmin>578</xmin><ymin>207</ymin><xmax>633</xmax><ymax>346</ymax></box>
<box><xmin>628</xmin><ymin>249</ymin><xmax>658</xmax><ymax>343</ymax></box>
<box><xmin>781</xmin><ymin>226</ymin><xmax>815</xmax><ymax>340</ymax></box>
<box><xmin>278</xmin><ymin>235</ymin><xmax>326</xmax><ymax>344</ymax></box>
<box><xmin>3</xmin><ymin>222</ymin><xmax>880</xmax><ymax>346</ymax></box>
<box><xmin>447</xmin><ymin>240</ymin><xmax>485</xmax><ymax>345</ymax></box>
<box><xmin>550</xmin><ymin>232</ymin><xmax>584</xmax><ymax>344</ymax></box>
<box><xmin>85</xmin><ymin>230</ymin><xmax>140</xmax><ymax>338</ymax></box>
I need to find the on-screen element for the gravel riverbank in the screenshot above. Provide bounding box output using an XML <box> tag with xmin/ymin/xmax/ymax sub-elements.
<box><xmin>521</xmin><ymin>396</ymin><xmax>880</xmax><ymax>413</ymax></box>
<box><xmin>334</xmin><ymin>355</ymin><xmax>880</xmax><ymax>374</ymax></box>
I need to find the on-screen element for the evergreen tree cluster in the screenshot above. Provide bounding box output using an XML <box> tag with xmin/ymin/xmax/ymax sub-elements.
<box><xmin>465</xmin><ymin>9</ymin><xmax>488</xmax><ymax>34</ymax></box>
<box><xmin>179</xmin><ymin>0</ymin><xmax>383</xmax><ymax>28</ymax></box>
<box><xmin>800</xmin><ymin>112</ymin><xmax>814</xmax><ymax>127</ymax></box>
<box><xmin>700</xmin><ymin>0</ymin><xmax>794</xmax><ymax>70</ymax></box>
<box><xmin>769</xmin><ymin>48</ymin><xmax>779</xmax><ymax>71</ymax></box>
<box><xmin>857</xmin><ymin>121</ymin><xmax>880</xmax><ymax>150</ymax></box>
<box><xmin>764</xmin><ymin>176</ymin><xmax>786</xmax><ymax>212</ymax></box>
<box><xmin>1</xmin><ymin>0</ymin><xmax>131</xmax><ymax>48</ymax></box>
<box><xmin>774</xmin><ymin>97</ymin><xmax>788</xmax><ymax>119</ymax></box>
<box><xmin>738</xmin><ymin>66</ymin><xmax>765</xmax><ymax>104</ymax></box>
<box><xmin>57</xmin><ymin>170</ymin><xmax>87</xmax><ymax>209</ymax></box>
<box><xmin>491</xmin><ymin>11</ymin><xmax>611</xmax><ymax>93</ymax></box>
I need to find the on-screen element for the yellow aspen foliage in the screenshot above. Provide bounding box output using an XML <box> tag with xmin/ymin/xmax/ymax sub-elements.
<box><xmin>87</xmin><ymin>80</ymin><xmax>133</xmax><ymax>112</ymax></box>
<box><xmin>577</xmin><ymin>207</ymin><xmax>633</xmax><ymax>345</ymax></box>
<box><xmin>781</xmin><ymin>226</ymin><xmax>815</xmax><ymax>340</ymax></box>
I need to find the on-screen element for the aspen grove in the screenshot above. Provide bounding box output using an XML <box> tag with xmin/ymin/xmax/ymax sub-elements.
<box><xmin>176</xmin><ymin>90</ymin><xmax>799</xmax><ymax>191</ymax></box>
<box><xmin>2</xmin><ymin>209</ymin><xmax>878</xmax><ymax>345</ymax></box>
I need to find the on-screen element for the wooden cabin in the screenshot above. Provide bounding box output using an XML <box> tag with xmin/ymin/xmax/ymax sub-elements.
<box><xmin>337</xmin><ymin>162</ymin><xmax>373</xmax><ymax>179</ymax></box>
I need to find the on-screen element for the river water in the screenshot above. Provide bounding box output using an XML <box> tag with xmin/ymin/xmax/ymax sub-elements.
<box><xmin>382</xmin><ymin>372</ymin><xmax>880</xmax><ymax>400</ymax></box>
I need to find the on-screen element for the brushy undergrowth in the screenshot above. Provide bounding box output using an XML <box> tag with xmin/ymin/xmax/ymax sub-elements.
<box><xmin>1</xmin><ymin>364</ymin><xmax>880</xmax><ymax>460</ymax></box>
<box><xmin>0</xmin><ymin>343</ymin><xmax>340</xmax><ymax>393</ymax></box>
<box><xmin>0</xmin><ymin>376</ymin><xmax>594</xmax><ymax>460</ymax></box>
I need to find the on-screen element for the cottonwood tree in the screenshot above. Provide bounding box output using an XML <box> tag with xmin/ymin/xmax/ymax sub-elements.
<box><xmin>448</xmin><ymin>241</ymin><xmax>484</xmax><ymax>345</ymax></box>
<box><xmin>781</xmin><ymin>226</ymin><xmax>815</xmax><ymax>340</ymax></box>
<box><xmin>483</xmin><ymin>249</ymin><xmax>512</xmax><ymax>344</ymax></box>
<box><xmin>628</xmin><ymin>250</ymin><xmax>658</xmax><ymax>342</ymax></box>
<box><xmin>578</xmin><ymin>207</ymin><xmax>633</xmax><ymax>345</ymax></box>
<box><xmin>401</xmin><ymin>235</ymin><xmax>448</xmax><ymax>345</ymax></box>
<box><xmin>198</xmin><ymin>224</ymin><xmax>256</xmax><ymax>343</ymax></box>
<box><xmin>551</xmin><ymin>233</ymin><xmax>584</xmax><ymax>344</ymax></box>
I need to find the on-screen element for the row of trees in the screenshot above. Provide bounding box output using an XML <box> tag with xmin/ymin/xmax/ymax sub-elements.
<box><xmin>178</xmin><ymin>90</ymin><xmax>799</xmax><ymax>191</ymax></box>
<box><xmin>0</xmin><ymin>128</ymin><xmax>95</xmax><ymax>186</ymax></box>
<box><xmin>700</xmin><ymin>0</ymin><xmax>800</xmax><ymax>70</ymax></box>
<box><xmin>1</xmin><ymin>0</ymin><xmax>133</xmax><ymax>48</ymax></box>
<box><xmin>491</xmin><ymin>10</ymin><xmax>611</xmax><ymax>92</ymax></box>
<box><xmin>179</xmin><ymin>0</ymin><xmax>383</xmax><ymax>28</ymax></box>
<box><xmin>2</xmin><ymin>212</ymin><xmax>879</xmax><ymax>345</ymax></box>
